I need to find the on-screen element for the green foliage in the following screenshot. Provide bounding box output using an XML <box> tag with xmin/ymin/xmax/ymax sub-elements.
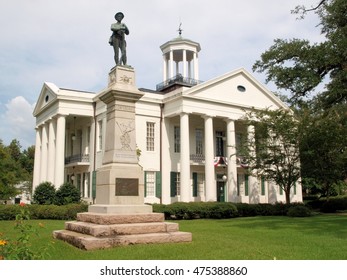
<box><xmin>254</xmin><ymin>0</ymin><xmax>347</xmax><ymax>108</ymax></box>
<box><xmin>0</xmin><ymin>203</ymin><xmax>88</xmax><ymax>220</ymax></box>
<box><xmin>239</xmin><ymin>109</ymin><xmax>301</xmax><ymax>204</ymax></box>
<box><xmin>299</xmin><ymin>105</ymin><xmax>347</xmax><ymax>197</ymax></box>
<box><xmin>321</xmin><ymin>196</ymin><xmax>347</xmax><ymax>213</ymax></box>
<box><xmin>0</xmin><ymin>139</ymin><xmax>35</xmax><ymax>201</ymax></box>
<box><xmin>32</xmin><ymin>182</ymin><xmax>56</xmax><ymax>205</ymax></box>
<box><xmin>152</xmin><ymin>202</ymin><xmax>311</xmax><ymax>219</ymax></box>
<box><xmin>0</xmin><ymin>203</ymin><xmax>50</xmax><ymax>260</ymax></box>
<box><xmin>287</xmin><ymin>205</ymin><xmax>312</xmax><ymax>217</ymax></box>
<box><xmin>54</xmin><ymin>182</ymin><xmax>81</xmax><ymax>205</ymax></box>
<box><xmin>153</xmin><ymin>202</ymin><xmax>238</xmax><ymax>220</ymax></box>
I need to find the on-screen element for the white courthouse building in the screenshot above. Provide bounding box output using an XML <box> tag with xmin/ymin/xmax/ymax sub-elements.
<box><xmin>32</xmin><ymin>35</ymin><xmax>303</xmax><ymax>205</ymax></box>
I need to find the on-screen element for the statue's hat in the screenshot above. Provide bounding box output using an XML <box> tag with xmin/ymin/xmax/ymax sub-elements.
<box><xmin>115</xmin><ymin>12</ymin><xmax>124</xmax><ymax>19</ymax></box>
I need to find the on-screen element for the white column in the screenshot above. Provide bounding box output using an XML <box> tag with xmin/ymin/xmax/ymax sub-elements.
<box><xmin>163</xmin><ymin>54</ymin><xmax>167</xmax><ymax>81</ymax></box>
<box><xmin>183</xmin><ymin>49</ymin><xmax>187</xmax><ymax>78</ymax></box>
<box><xmin>247</xmin><ymin>125</ymin><xmax>257</xmax><ymax>203</ymax></box>
<box><xmin>176</xmin><ymin>61</ymin><xmax>179</xmax><ymax>76</ymax></box>
<box><xmin>180</xmin><ymin>112</ymin><xmax>190</xmax><ymax>202</ymax></box>
<box><xmin>33</xmin><ymin>126</ymin><xmax>42</xmax><ymax>189</ymax></box>
<box><xmin>188</xmin><ymin>61</ymin><xmax>192</xmax><ymax>79</ymax></box>
<box><xmin>40</xmin><ymin>123</ymin><xmax>48</xmax><ymax>183</ymax></box>
<box><xmin>47</xmin><ymin>119</ymin><xmax>56</xmax><ymax>184</ymax></box>
<box><xmin>193</xmin><ymin>52</ymin><xmax>199</xmax><ymax>81</ymax></box>
<box><xmin>161</xmin><ymin>118</ymin><xmax>171</xmax><ymax>204</ymax></box>
<box><xmin>226</xmin><ymin>119</ymin><xmax>238</xmax><ymax>202</ymax></box>
<box><xmin>169</xmin><ymin>50</ymin><xmax>174</xmax><ymax>79</ymax></box>
<box><xmin>55</xmin><ymin>115</ymin><xmax>66</xmax><ymax>188</ymax></box>
<box><xmin>204</xmin><ymin>115</ymin><xmax>216</xmax><ymax>201</ymax></box>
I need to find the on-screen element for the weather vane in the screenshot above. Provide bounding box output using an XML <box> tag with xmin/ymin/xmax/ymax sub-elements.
<box><xmin>177</xmin><ymin>22</ymin><xmax>183</xmax><ymax>36</ymax></box>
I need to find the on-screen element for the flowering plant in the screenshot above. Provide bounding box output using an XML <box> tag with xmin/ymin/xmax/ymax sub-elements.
<box><xmin>0</xmin><ymin>202</ymin><xmax>50</xmax><ymax>260</ymax></box>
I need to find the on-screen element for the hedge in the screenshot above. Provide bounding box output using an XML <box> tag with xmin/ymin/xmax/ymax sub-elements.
<box><xmin>0</xmin><ymin>203</ymin><xmax>88</xmax><ymax>220</ymax></box>
<box><xmin>152</xmin><ymin>202</ymin><xmax>312</xmax><ymax>219</ymax></box>
<box><xmin>306</xmin><ymin>195</ymin><xmax>347</xmax><ymax>213</ymax></box>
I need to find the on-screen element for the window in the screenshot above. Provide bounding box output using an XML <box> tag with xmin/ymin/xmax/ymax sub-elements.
<box><xmin>237</xmin><ymin>174</ymin><xmax>249</xmax><ymax>196</ymax></box>
<box><xmin>146</xmin><ymin>122</ymin><xmax>155</xmax><ymax>151</ymax></box>
<box><xmin>98</xmin><ymin>120</ymin><xmax>103</xmax><ymax>151</ymax></box>
<box><xmin>176</xmin><ymin>173</ymin><xmax>180</xmax><ymax>196</ymax></box>
<box><xmin>237</xmin><ymin>85</ymin><xmax>246</xmax><ymax>92</ymax></box>
<box><xmin>145</xmin><ymin>171</ymin><xmax>155</xmax><ymax>197</ymax></box>
<box><xmin>170</xmin><ymin>172</ymin><xmax>180</xmax><ymax>197</ymax></box>
<box><xmin>195</xmin><ymin>128</ymin><xmax>203</xmax><ymax>155</ymax></box>
<box><xmin>216</xmin><ymin>131</ymin><xmax>225</xmax><ymax>156</ymax></box>
<box><xmin>174</xmin><ymin>126</ymin><xmax>180</xmax><ymax>153</ymax></box>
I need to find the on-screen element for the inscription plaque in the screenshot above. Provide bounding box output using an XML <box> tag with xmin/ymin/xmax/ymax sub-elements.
<box><xmin>115</xmin><ymin>178</ymin><xmax>139</xmax><ymax>196</ymax></box>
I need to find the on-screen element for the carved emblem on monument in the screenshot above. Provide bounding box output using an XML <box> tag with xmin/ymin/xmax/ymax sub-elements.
<box><xmin>116</xmin><ymin>120</ymin><xmax>135</xmax><ymax>151</ymax></box>
<box><xmin>120</xmin><ymin>75</ymin><xmax>132</xmax><ymax>84</ymax></box>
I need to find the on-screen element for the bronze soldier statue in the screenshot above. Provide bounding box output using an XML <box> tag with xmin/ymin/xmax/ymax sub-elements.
<box><xmin>109</xmin><ymin>12</ymin><xmax>129</xmax><ymax>66</ymax></box>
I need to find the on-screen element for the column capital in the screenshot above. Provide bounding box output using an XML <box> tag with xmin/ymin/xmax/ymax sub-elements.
<box><xmin>224</xmin><ymin>117</ymin><xmax>236</xmax><ymax>123</ymax></box>
<box><xmin>201</xmin><ymin>114</ymin><xmax>216</xmax><ymax>120</ymax></box>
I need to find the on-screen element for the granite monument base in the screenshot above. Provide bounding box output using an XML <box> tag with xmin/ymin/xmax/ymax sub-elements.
<box><xmin>53</xmin><ymin>212</ymin><xmax>192</xmax><ymax>250</ymax></box>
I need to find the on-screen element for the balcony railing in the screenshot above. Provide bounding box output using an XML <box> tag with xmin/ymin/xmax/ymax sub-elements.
<box><xmin>65</xmin><ymin>154</ymin><xmax>90</xmax><ymax>165</ymax></box>
<box><xmin>156</xmin><ymin>74</ymin><xmax>203</xmax><ymax>92</ymax></box>
<box><xmin>190</xmin><ymin>154</ymin><xmax>205</xmax><ymax>164</ymax></box>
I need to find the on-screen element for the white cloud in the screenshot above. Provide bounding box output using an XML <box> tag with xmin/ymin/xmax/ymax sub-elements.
<box><xmin>0</xmin><ymin>96</ymin><xmax>36</xmax><ymax>149</ymax></box>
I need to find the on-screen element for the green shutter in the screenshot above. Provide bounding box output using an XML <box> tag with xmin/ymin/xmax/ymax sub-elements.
<box><xmin>261</xmin><ymin>177</ymin><xmax>265</xmax><ymax>196</ymax></box>
<box><xmin>170</xmin><ymin>172</ymin><xmax>177</xmax><ymax>197</ymax></box>
<box><xmin>280</xmin><ymin>186</ymin><xmax>283</xmax><ymax>195</ymax></box>
<box><xmin>237</xmin><ymin>174</ymin><xmax>240</xmax><ymax>196</ymax></box>
<box><xmin>192</xmin><ymin>172</ymin><xmax>198</xmax><ymax>197</ymax></box>
<box><xmin>245</xmin><ymin>175</ymin><xmax>249</xmax><ymax>196</ymax></box>
<box><xmin>155</xmin><ymin>171</ymin><xmax>162</xmax><ymax>198</ymax></box>
<box><xmin>144</xmin><ymin>171</ymin><xmax>147</xmax><ymax>197</ymax></box>
<box><xmin>92</xmin><ymin>171</ymin><xmax>97</xmax><ymax>199</ymax></box>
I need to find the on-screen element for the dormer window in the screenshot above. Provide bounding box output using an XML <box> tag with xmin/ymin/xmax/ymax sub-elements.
<box><xmin>45</xmin><ymin>95</ymin><xmax>49</xmax><ymax>102</ymax></box>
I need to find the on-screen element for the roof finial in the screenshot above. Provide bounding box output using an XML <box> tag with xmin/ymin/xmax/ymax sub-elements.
<box><xmin>177</xmin><ymin>22</ymin><xmax>183</xmax><ymax>36</ymax></box>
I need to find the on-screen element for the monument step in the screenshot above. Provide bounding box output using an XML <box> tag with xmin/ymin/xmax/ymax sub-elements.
<box><xmin>65</xmin><ymin>221</ymin><xmax>179</xmax><ymax>237</ymax></box>
<box><xmin>77</xmin><ymin>212</ymin><xmax>164</xmax><ymax>225</ymax></box>
<box><xmin>53</xmin><ymin>229</ymin><xmax>192</xmax><ymax>250</ymax></box>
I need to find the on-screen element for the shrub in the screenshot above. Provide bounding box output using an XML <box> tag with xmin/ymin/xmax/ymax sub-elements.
<box><xmin>32</xmin><ymin>182</ymin><xmax>56</xmax><ymax>205</ymax></box>
<box><xmin>153</xmin><ymin>202</ymin><xmax>238</xmax><ymax>220</ymax></box>
<box><xmin>54</xmin><ymin>182</ymin><xmax>81</xmax><ymax>205</ymax></box>
<box><xmin>0</xmin><ymin>203</ymin><xmax>88</xmax><ymax>220</ymax></box>
<box><xmin>0</xmin><ymin>205</ymin><xmax>20</xmax><ymax>220</ymax></box>
<box><xmin>287</xmin><ymin>205</ymin><xmax>311</xmax><ymax>217</ymax></box>
<box><xmin>321</xmin><ymin>196</ymin><xmax>347</xmax><ymax>213</ymax></box>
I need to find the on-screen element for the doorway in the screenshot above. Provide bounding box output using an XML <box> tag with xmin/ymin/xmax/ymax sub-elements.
<box><xmin>216</xmin><ymin>179</ymin><xmax>226</xmax><ymax>202</ymax></box>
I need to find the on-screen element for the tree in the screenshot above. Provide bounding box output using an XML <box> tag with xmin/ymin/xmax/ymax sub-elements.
<box><xmin>299</xmin><ymin>103</ymin><xmax>347</xmax><ymax>197</ymax></box>
<box><xmin>253</xmin><ymin>0</ymin><xmax>347</xmax><ymax>109</ymax></box>
<box><xmin>239</xmin><ymin>109</ymin><xmax>301</xmax><ymax>204</ymax></box>
<box><xmin>0</xmin><ymin>140</ymin><xmax>20</xmax><ymax>202</ymax></box>
<box><xmin>32</xmin><ymin>182</ymin><xmax>56</xmax><ymax>205</ymax></box>
<box><xmin>54</xmin><ymin>182</ymin><xmax>81</xmax><ymax>205</ymax></box>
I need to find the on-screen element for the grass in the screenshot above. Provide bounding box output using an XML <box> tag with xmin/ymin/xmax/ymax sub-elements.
<box><xmin>1</xmin><ymin>215</ymin><xmax>347</xmax><ymax>260</ymax></box>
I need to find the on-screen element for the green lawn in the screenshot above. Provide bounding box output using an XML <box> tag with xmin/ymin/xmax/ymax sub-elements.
<box><xmin>1</xmin><ymin>215</ymin><xmax>346</xmax><ymax>260</ymax></box>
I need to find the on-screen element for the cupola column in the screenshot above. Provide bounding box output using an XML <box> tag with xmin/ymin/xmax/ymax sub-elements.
<box><xmin>162</xmin><ymin>54</ymin><xmax>168</xmax><ymax>81</ymax></box>
<box><xmin>182</xmin><ymin>49</ymin><xmax>187</xmax><ymax>78</ymax></box>
<box><xmin>193</xmin><ymin>51</ymin><xmax>199</xmax><ymax>81</ymax></box>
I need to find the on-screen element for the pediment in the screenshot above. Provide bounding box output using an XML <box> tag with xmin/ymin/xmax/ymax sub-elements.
<box><xmin>185</xmin><ymin>68</ymin><xmax>287</xmax><ymax>110</ymax></box>
<box><xmin>33</xmin><ymin>82</ymin><xmax>59</xmax><ymax>116</ymax></box>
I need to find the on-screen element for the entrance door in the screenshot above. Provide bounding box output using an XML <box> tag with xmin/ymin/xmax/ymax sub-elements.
<box><xmin>217</xmin><ymin>180</ymin><xmax>225</xmax><ymax>202</ymax></box>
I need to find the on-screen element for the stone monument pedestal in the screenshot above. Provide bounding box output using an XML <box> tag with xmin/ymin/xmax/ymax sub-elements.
<box><xmin>53</xmin><ymin>66</ymin><xmax>192</xmax><ymax>249</ymax></box>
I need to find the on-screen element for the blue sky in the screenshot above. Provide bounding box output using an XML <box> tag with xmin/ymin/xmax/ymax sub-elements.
<box><xmin>0</xmin><ymin>0</ymin><xmax>322</xmax><ymax>149</ymax></box>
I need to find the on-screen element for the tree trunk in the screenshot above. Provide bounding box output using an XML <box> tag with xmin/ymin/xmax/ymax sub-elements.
<box><xmin>285</xmin><ymin>188</ymin><xmax>291</xmax><ymax>204</ymax></box>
